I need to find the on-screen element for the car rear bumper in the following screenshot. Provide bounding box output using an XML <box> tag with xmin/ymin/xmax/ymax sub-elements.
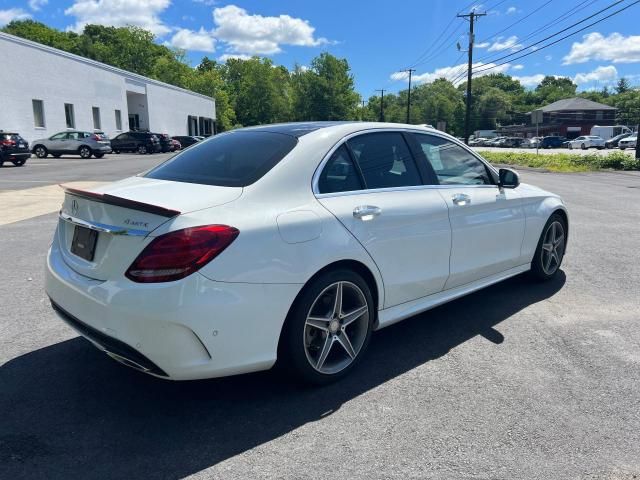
<box><xmin>45</xmin><ymin>234</ymin><xmax>302</xmax><ymax>380</ymax></box>
<box><xmin>95</xmin><ymin>145</ymin><xmax>112</xmax><ymax>153</ymax></box>
<box><xmin>2</xmin><ymin>151</ymin><xmax>30</xmax><ymax>161</ymax></box>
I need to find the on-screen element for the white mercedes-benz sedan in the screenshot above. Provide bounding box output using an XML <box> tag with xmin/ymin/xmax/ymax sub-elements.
<box><xmin>46</xmin><ymin>122</ymin><xmax>568</xmax><ymax>384</ymax></box>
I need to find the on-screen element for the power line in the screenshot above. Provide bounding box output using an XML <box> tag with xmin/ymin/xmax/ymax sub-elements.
<box><xmin>477</xmin><ymin>0</ymin><xmax>554</xmax><ymax>43</ymax></box>
<box><xmin>450</xmin><ymin>0</ymin><xmax>631</xmax><ymax>85</ymax></box>
<box><xmin>468</xmin><ymin>0</ymin><xmax>638</xmax><ymax>77</ymax></box>
<box><xmin>470</xmin><ymin>0</ymin><xmax>626</xmax><ymax>72</ymax></box>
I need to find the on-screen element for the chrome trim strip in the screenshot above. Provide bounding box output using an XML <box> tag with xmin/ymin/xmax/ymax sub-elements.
<box><xmin>315</xmin><ymin>183</ymin><xmax>499</xmax><ymax>199</ymax></box>
<box><xmin>59</xmin><ymin>212</ymin><xmax>150</xmax><ymax>236</ymax></box>
<box><xmin>311</xmin><ymin>127</ymin><xmax>499</xmax><ymax>196</ymax></box>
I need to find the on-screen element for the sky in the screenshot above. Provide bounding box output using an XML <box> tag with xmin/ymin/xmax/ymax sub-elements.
<box><xmin>2</xmin><ymin>0</ymin><xmax>640</xmax><ymax>99</ymax></box>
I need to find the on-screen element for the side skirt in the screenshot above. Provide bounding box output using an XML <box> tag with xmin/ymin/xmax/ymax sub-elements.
<box><xmin>375</xmin><ymin>264</ymin><xmax>530</xmax><ymax>330</ymax></box>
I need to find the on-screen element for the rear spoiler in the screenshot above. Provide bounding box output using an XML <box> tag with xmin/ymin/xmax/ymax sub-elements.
<box><xmin>62</xmin><ymin>186</ymin><xmax>181</xmax><ymax>218</ymax></box>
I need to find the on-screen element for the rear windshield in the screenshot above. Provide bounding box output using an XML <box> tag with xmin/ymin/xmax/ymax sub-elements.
<box><xmin>145</xmin><ymin>131</ymin><xmax>297</xmax><ymax>187</ymax></box>
<box><xmin>1</xmin><ymin>134</ymin><xmax>22</xmax><ymax>141</ymax></box>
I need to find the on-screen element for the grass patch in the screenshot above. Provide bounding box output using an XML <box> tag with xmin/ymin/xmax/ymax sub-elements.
<box><xmin>479</xmin><ymin>150</ymin><xmax>640</xmax><ymax>172</ymax></box>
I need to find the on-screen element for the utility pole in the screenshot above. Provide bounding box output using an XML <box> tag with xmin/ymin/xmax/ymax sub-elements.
<box><xmin>636</xmin><ymin>124</ymin><xmax>640</xmax><ymax>160</ymax></box>
<box><xmin>458</xmin><ymin>10</ymin><xmax>486</xmax><ymax>145</ymax></box>
<box><xmin>375</xmin><ymin>89</ymin><xmax>386</xmax><ymax>122</ymax></box>
<box><xmin>400</xmin><ymin>68</ymin><xmax>416</xmax><ymax>123</ymax></box>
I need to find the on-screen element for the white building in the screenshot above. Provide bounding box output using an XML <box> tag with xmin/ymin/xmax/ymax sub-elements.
<box><xmin>0</xmin><ymin>32</ymin><xmax>216</xmax><ymax>143</ymax></box>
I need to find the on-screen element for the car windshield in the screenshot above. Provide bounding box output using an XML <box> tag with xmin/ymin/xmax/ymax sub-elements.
<box><xmin>145</xmin><ymin>130</ymin><xmax>298</xmax><ymax>187</ymax></box>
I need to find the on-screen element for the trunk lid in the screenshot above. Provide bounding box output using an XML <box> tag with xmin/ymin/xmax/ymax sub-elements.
<box><xmin>58</xmin><ymin>177</ymin><xmax>242</xmax><ymax>281</ymax></box>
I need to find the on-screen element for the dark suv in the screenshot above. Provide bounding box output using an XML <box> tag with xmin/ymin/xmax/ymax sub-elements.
<box><xmin>0</xmin><ymin>131</ymin><xmax>30</xmax><ymax>167</ymax></box>
<box><xmin>172</xmin><ymin>135</ymin><xmax>201</xmax><ymax>149</ymax></box>
<box><xmin>539</xmin><ymin>136</ymin><xmax>566</xmax><ymax>149</ymax></box>
<box><xmin>110</xmin><ymin>132</ymin><xmax>162</xmax><ymax>154</ymax></box>
<box><xmin>151</xmin><ymin>133</ymin><xmax>176</xmax><ymax>153</ymax></box>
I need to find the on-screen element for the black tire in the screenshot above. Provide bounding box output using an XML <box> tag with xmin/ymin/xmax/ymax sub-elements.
<box><xmin>12</xmin><ymin>159</ymin><xmax>27</xmax><ymax>166</ymax></box>
<box><xmin>137</xmin><ymin>145</ymin><xmax>147</xmax><ymax>154</ymax></box>
<box><xmin>279</xmin><ymin>269</ymin><xmax>374</xmax><ymax>385</ymax></box>
<box><xmin>79</xmin><ymin>146</ymin><xmax>92</xmax><ymax>159</ymax></box>
<box><xmin>53</xmin><ymin>154</ymin><xmax>61</xmax><ymax>158</ymax></box>
<box><xmin>94</xmin><ymin>153</ymin><xmax>105</xmax><ymax>159</ymax></box>
<box><xmin>114</xmin><ymin>149</ymin><xmax>120</xmax><ymax>154</ymax></box>
<box><xmin>530</xmin><ymin>213</ymin><xmax>567</xmax><ymax>281</ymax></box>
<box><xmin>34</xmin><ymin>145</ymin><xmax>48</xmax><ymax>158</ymax></box>
<box><xmin>581</xmin><ymin>143</ymin><xmax>587</xmax><ymax>150</ymax></box>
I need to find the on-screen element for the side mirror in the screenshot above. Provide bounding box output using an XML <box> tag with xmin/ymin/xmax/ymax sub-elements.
<box><xmin>499</xmin><ymin>168</ymin><xmax>520</xmax><ymax>189</ymax></box>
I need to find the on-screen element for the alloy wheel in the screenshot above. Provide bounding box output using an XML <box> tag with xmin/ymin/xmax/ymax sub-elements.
<box><xmin>303</xmin><ymin>281</ymin><xmax>369</xmax><ymax>375</ymax></box>
<box><xmin>35</xmin><ymin>147</ymin><xmax>46</xmax><ymax>158</ymax></box>
<box><xmin>80</xmin><ymin>147</ymin><xmax>91</xmax><ymax>158</ymax></box>
<box><xmin>541</xmin><ymin>221</ymin><xmax>565</xmax><ymax>275</ymax></box>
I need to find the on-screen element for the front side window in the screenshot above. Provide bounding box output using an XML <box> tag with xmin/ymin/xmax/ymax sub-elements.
<box><xmin>318</xmin><ymin>145</ymin><xmax>363</xmax><ymax>194</ymax></box>
<box><xmin>347</xmin><ymin>132</ymin><xmax>422</xmax><ymax>190</ymax></box>
<box><xmin>50</xmin><ymin>132</ymin><xmax>67</xmax><ymax>140</ymax></box>
<box><xmin>413</xmin><ymin>134</ymin><xmax>492</xmax><ymax>185</ymax></box>
<box><xmin>32</xmin><ymin>99</ymin><xmax>45</xmax><ymax>128</ymax></box>
<box><xmin>145</xmin><ymin>131</ymin><xmax>297</xmax><ymax>187</ymax></box>
<box><xmin>64</xmin><ymin>103</ymin><xmax>75</xmax><ymax>128</ymax></box>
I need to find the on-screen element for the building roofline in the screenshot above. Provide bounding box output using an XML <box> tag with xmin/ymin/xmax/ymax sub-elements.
<box><xmin>0</xmin><ymin>31</ymin><xmax>214</xmax><ymax>102</ymax></box>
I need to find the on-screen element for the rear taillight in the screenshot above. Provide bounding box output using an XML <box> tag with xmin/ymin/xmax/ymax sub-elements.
<box><xmin>91</xmin><ymin>134</ymin><xmax>100</xmax><ymax>141</ymax></box>
<box><xmin>1</xmin><ymin>140</ymin><xmax>15</xmax><ymax>146</ymax></box>
<box><xmin>125</xmin><ymin>225</ymin><xmax>239</xmax><ymax>283</ymax></box>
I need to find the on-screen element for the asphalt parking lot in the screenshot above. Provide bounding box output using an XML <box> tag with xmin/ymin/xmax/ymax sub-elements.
<box><xmin>474</xmin><ymin>146</ymin><xmax>637</xmax><ymax>156</ymax></box>
<box><xmin>1</xmin><ymin>153</ymin><xmax>639</xmax><ymax>479</ymax></box>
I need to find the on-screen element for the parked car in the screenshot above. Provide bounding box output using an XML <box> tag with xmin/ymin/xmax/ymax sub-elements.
<box><xmin>172</xmin><ymin>135</ymin><xmax>201</xmax><ymax>149</ymax></box>
<box><xmin>170</xmin><ymin>138</ymin><xmax>182</xmax><ymax>151</ymax></box>
<box><xmin>567</xmin><ymin>135</ymin><xmax>605</xmax><ymax>150</ymax></box>
<box><xmin>605</xmin><ymin>132</ymin><xmax>632</xmax><ymax>149</ymax></box>
<box><xmin>522</xmin><ymin>137</ymin><xmax>541</xmax><ymax>148</ymax></box>
<box><xmin>32</xmin><ymin>131</ymin><xmax>112</xmax><ymax>159</ymax></box>
<box><xmin>0</xmin><ymin>131</ymin><xmax>30</xmax><ymax>167</ymax></box>
<box><xmin>111</xmin><ymin>132</ymin><xmax>161</xmax><ymax>154</ymax></box>
<box><xmin>487</xmin><ymin>136</ymin><xmax>507</xmax><ymax>147</ymax></box>
<box><xmin>501</xmin><ymin>137</ymin><xmax>524</xmax><ymax>148</ymax></box>
<box><xmin>152</xmin><ymin>133</ymin><xmax>176</xmax><ymax>153</ymax></box>
<box><xmin>46</xmin><ymin>122</ymin><xmax>569</xmax><ymax>384</ymax></box>
<box><xmin>618</xmin><ymin>136</ymin><xmax>637</xmax><ymax>150</ymax></box>
<box><xmin>468</xmin><ymin>137</ymin><xmax>486</xmax><ymax>147</ymax></box>
<box><xmin>539</xmin><ymin>136</ymin><xmax>566</xmax><ymax>149</ymax></box>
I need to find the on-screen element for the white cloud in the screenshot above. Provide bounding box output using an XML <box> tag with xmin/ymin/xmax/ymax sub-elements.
<box><xmin>193</xmin><ymin>0</ymin><xmax>217</xmax><ymax>5</ymax></box>
<box><xmin>512</xmin><ymin>64</ymin><xmax>524</xmax><ymax>70</ymax></box>
<box><xmin>506</xmin><ymin>6</ymin><xmax>517</xmax><ymax>14</ymax></box>
<box><xmin>545</xmin><ymin>54</ymin><xmax>552</xmax><ymax>61</ymax></box>
<box><xmin>563</xmin><ymin>32</ymin><xmax>640</xmax><ymax>64</ymax></box>
<box><xmin>64</xmin><ymin>0</ymin><xmax>171</xmax><ymax>36</ymax></box>
<box><xmin>167</xmin><ymin>27</ymin><xmax>215</xmax><ymax>52</ymax></box>
<box><xmin>0</xmin><ymin>8</ymin><xmax>31</xmax><ymax>26</ymax></box>
<box><xmin>488</xmin><ymin>35</ymin><xmax>522</xmax><ymax>52</ymax></box>
<box><xmin>573</xmin><ymin>65</ymin><xmax>618</xmax><ymax>85</ymax></box>
<box><xmin>391</xmin><ymin>62</ymin><xmax>511</xmax><ymax>86</ymax></box>
<box><xmin>212</xmin><ymin>5</ymin><xmax>328</xmax><ymax>55</ymax></box>
<box><xmin>28</xmin><ymin>0</ymin><xmax>48</xmax><ymax>11</ymax></box>
<box><xmin>475</xmin><ymin>41</ymin><xmax>490</xmax><ymax>48</ymax></box>
<box><xmin>218</xmin><ymin>53</ymin><xmax>252</xmax><ymax>62</ymax></box>
<box><xmin>513</xmin><ymin>74</ymin><xmax>546</xmax><ymax>88</ymax></box>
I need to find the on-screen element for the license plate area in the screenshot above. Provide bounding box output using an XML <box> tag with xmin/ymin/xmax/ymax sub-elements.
<box><xmin>71</xmin><ymin>225</ymin><xmax>98</xmax><ymax>261</ymax></box>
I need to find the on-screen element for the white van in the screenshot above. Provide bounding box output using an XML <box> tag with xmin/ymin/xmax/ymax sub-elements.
<box><xmin>590</xmin><ymin>125</ymin><xmax>632</xmax><ymax>141</ymax></box>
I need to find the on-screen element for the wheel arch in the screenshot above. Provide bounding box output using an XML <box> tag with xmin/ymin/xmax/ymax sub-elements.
<box><xmin>277</xmin><ymin>259</ymin><xmax>383</xmax><ymax>357</ymax></box>
<box><xmin>551</xmin><ymin>207</ymin><xmax>569</xmax><ymax>250</ymax></box>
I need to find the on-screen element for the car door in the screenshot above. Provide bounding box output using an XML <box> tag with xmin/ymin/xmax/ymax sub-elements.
<box><xmin>65</xmin><ymin>131</ymin><xmax>82</xmax><ymax>153</ymax></box>
<box><xmin>411</xmin><ymin>133</ymin><xmax>525</xmax><ymax>290</ymax></box>
<box><xmin>316</xmin><ymin>131</ymin><xmax>451</xmax><ymax>308</ymax></box>
<box><xmin>48</xmin><ymin>132</ymin><xmax>68</xmax><ymax>154</ymax></box>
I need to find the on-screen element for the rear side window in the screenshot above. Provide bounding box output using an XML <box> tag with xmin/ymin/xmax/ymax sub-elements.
<box><xmin>347</xmin><ymin>132</ymin><xmax>422</xmax><ymax>189</ymax></box>
<box><xmin>318</xmin><ymin>145</ymin><xmax>363</xmax><ymax>194</ymax></box>
<box><xmin>145</xmin><ymin>131</ymin><xmax>297</xmax><ymax>187</ymax></box>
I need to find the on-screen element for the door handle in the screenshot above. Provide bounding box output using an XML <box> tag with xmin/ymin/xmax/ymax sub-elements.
<box><xmin>353</xmin><ymin>205</ymin><xmax>382</xmax><ymax>220</ymax></box>
<box><xmin>452</xmin><ymin>193</ymin><xmax>471</xmax><ymax>206</ymax></box>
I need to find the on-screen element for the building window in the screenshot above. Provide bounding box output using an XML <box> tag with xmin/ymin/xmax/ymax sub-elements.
<box><xmin>64</xmin><ymin>103</ymin><xmax>75</xmax><ymax>128</ymax></box>
<box><xmin>92</xmin><ymin>107</ymin><xmax>101</xmax><ymax>130</ymax></box>
<box><xmin>115</xmin><ymin>109</ymin><xmax>122</xmax><ymax>130</ymax></box>
<box><xmin>188</xmin><ymin>115</ymin><xmax>198</xmax><ymax>136</ymax></box>
<box><xmin>596</xmin><ymin>110</ymin><xmax>603</xmax><ymax>120</ymax></box>
<box><xmin>32</xmin><ymin>99</ymin><xmax>45</xmax><ymax>128</ymax></box>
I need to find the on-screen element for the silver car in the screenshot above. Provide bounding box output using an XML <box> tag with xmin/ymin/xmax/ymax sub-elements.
<box><xmin>32</xmin><ymin>131</ymin><xmax>112</xmax><ymax>159</ymax></box>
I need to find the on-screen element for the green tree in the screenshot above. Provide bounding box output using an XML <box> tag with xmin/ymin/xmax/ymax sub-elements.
<box><xmin>292</xmin><ymin>53</ymin><xmax>359</xmax><ymax>121</ymax></box>
<box><xmin>615</xmin><ymin>77</ymin><xmax>631</xmax><ymax>94</ymax></box>
<box><xmin>534</xmin><ymin>76</ymin><xmax>577</xmax><ymax>104</ymax></box>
